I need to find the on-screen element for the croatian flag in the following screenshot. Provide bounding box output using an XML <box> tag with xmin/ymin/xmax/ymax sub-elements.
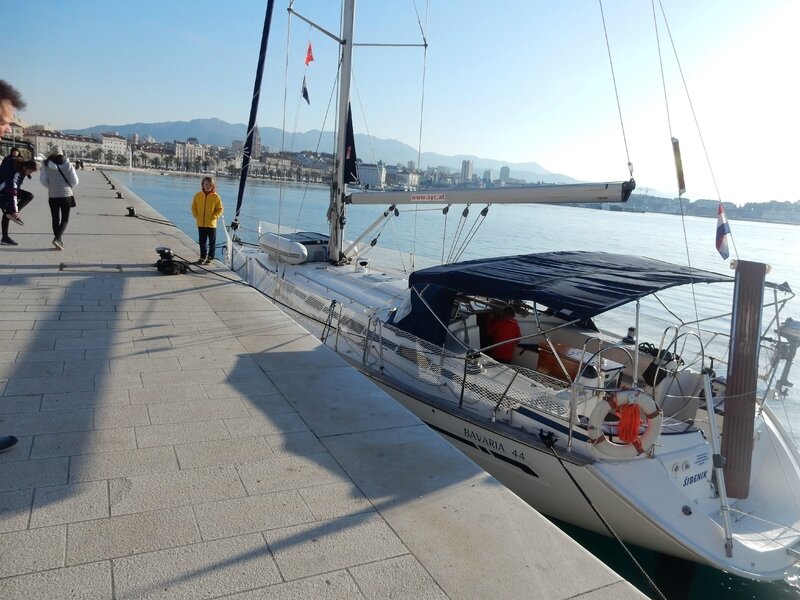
<box><xmin>716</xmin><ymin>202</ymin><xmax>730</xmax><ymax>260</ymax></box>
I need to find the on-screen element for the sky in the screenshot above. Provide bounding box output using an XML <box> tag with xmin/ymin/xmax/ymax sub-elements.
<box><xmin>5</xmin><ymin>0</ymin><xmax>799</xmax><ymax>205</ymax></box>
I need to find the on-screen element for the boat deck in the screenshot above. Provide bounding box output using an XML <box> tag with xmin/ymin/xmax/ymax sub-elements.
<box><xmin>0</xmin><ymin>169</ymin><xmax>644</xmax><ymax>599</ymax></box>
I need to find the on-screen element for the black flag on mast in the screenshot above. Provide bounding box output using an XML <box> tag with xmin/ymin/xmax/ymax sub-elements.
<box><xmin>344</xmin><ymin>104</ymin><xmax>358</xmax><ymax>184</ymax></box>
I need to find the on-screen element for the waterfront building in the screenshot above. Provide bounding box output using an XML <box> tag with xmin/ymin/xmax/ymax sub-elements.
<box><xmin>261</xmin><ymin>154</ymin><xmax>293</xmax><ymax>179</ymax></box>
<box><xmin>101</xmin><ymin>132</ymin><xmax>128</xmax><ymax>159</ymax></box>
<box><xmin>460</xmin><ymin>159</ymin><xmax>473</xmax><ymax>184</ymax></box>
<box><xmin>500</xmin><ymin>166</ymin><xmax>510</xmax><ymax>182</ymax></box>
<box><xmin>252</xmin><ymin>127</ymin><xmax>262</xmax><ymax>159</ymax></box>
<box><xmin>174</xmin><ymin>138</ymin><xmax>208</xmax><ymax>169</ymax></box>
<box><xmin>23</xmin><ymin>128</ymin><xmax>101</xmax><ymax>159</ymax></box>
<box><xmin>359</xmin><ymin>162</ymin><xmax>386</xmax><ymax>189</ymax></box>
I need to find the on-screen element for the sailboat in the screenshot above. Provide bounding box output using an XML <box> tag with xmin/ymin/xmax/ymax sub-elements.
<box><xmin>227</xmin><ymin>0</ymin><xmax>800</xmax><ymax>581</ymax></box>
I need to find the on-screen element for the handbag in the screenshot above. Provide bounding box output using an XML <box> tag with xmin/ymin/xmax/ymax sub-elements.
<box><xmin>55</xmin><ymin>164</ymin><xmax>77</xmax><ymax>207</ymax></box>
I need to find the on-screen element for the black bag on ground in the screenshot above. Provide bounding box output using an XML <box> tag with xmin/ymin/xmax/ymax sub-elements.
<box><xmin>156</xmin><ymin>258</ymin><xmax>187</xmax><ymax>275</ymax></box>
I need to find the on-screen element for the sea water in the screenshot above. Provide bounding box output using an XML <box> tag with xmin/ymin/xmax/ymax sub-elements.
<box><xmin>119</xmin><ymin>171</ymin><xmax>800</xmax><ymax>599</ymax></box>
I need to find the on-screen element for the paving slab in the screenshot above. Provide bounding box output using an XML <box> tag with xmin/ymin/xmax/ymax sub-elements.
<box><xmin>112</xmin><ymin>534</ymin><xmax>281</xmax><ymax>600</ymax></box>
<box><xmin>0</xmin><ymin>170</ymin><xmax>644</xmax><ymax>599</ymax></box>
<box><xmin>0</xmin><ymin>562</ymin><xmax>113</xmax><ymax>600</ymax></box>
<box><xmin>66</xmin><ymin>506</ymin><xmax>201</xmax><ymax>565</ymax></box>
<box><xmin>30</xmin><ymin>480</ymin><xmax>109</xmax><ymax>527</ymax></box>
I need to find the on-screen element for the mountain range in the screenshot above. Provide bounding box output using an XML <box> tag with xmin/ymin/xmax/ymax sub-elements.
<box><xmin>65</xmin><ymin>118</ymin><xmax>579</xmax><ymax>184</ymax></box>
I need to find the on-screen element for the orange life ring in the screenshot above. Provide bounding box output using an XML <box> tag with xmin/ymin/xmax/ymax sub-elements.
<box><xmin>587</xmin><ymin>389</ymin><xmax>662</xmax><ymax>459</ymax></box>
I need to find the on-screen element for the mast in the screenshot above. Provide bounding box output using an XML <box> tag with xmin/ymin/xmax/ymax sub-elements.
<box><xmin>328</xmin><ymin>0</ymin><xmax>356</xmax><ymax>264</ymax></box>
<box><xmin>233</xmin><ymin>0</ymin><xmax>277</xmax><ymax>233</ymax></box>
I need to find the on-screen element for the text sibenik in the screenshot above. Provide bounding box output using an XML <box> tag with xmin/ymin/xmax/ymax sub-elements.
<box><xmin>682</xmin><ymin>470</ymin><xmax>708</xmax><ymax>487</ymax></box>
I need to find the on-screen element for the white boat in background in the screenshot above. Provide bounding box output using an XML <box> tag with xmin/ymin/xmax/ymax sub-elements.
<box><xmin>226</xmin><ymin>0</ymin><xmax>800</xmax><ymax>582</ymax></box>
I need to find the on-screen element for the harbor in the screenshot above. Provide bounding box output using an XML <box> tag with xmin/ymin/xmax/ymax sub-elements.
<box><xmin>118</xmin><ymin>169</ymin><xmax>800</xmax><ymax>600</ymax></box>
<box><xmin>0</xmin><ymin>170</ymin><xmax>643</xmax><ymax>598</ymax></box>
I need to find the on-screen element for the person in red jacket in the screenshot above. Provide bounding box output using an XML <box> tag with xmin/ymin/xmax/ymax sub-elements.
<box><xmin>487</xmin><ymin>305</ymin><xmax>521</xmax><ymax>364</ymax></box>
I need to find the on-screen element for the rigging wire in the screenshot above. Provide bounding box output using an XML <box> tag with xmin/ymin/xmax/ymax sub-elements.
<box><xmin>650</xmin><ymin>0</ymin><xmax>704</xmax><ymax>348</ymax></box>
<box><xmin>656</xmin><ymin>0</ymin><xmax>740</xmax><ymax>261</ymax></box>
<box><xmin>280</xmin><ymin>8</ymin><xmax>342</xmax><ymax>248</ymax></box>
<box><xmin>441</xmin><ymin>205</ymin><xmax>450</xmax><ymax>264</ymax></box>
<box><xmin>446</xmin><ymin>206</ymin><xmax>470</xmax><ymax>264</ymax></box>
<box><xmin>410</xmin><ymin>0</ymin><xmax>430</xmax><ymax>273</ymax></box>
<box><xmin>598</xmin><ymin>0</ymin><xmax>633</xmax><ymax>179</ymax></box>
<box><xmin>388</xmin><ymin>218</ymin><xmax>409</xmax><ymax>274</ymax></box>
<box><xmin>291</xmin><ymin>63</ymin><xmax>340</xmax><ymax>239</ymax></box>
<box><xmin>451</xmin><ymin>205</ymin><xmax>490</xmax><ymax>263</ymax></box>
<box><xmin>273</xmin><ymin>7</ymin><xmax>296</xmax><ymax>248</ymax></box>
<box><xmin>350</xmin><ymin>75</ymin><xmax>379</xmax><ymax>166</ymax></box>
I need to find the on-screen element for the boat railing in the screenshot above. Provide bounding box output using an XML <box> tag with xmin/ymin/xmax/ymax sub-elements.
<box><xmin>250</xmin><ymin>266</ymin><xmax>589</xmax><ymax>426</ymax></box>
<box><xmin>660</xmin><ymin>321</ymin><xmax>789</xmax><ymax>413</ymax></box>
<box><xmin>368</xmin><ymin>319</ymin><xmax>573</xmax><ymax>419</ymax></box>
<box><xmin>566</xmin><ymin>339</ymin><xmax>636</xmax><ymax>449</ymax></box>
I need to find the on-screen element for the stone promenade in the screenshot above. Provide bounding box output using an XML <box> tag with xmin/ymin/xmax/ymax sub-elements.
<box><xmin>0</xmin><ymin>169</ymin><xmax>643</xmax><ymax>599</ymax></box>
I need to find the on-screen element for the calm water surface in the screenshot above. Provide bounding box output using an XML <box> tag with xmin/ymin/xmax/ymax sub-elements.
<box><xmin>120</xmin><ymin>171</ymin><xmax>800</xmax><ymax>599</ymax></box>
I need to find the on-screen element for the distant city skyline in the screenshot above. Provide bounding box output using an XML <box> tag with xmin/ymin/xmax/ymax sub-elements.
<box><xmin>4</xmin><ymin>1</ymin><xmax>799</xmax><ymax>205</ymax></box>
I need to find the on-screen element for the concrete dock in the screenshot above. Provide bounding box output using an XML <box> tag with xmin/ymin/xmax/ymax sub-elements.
<box><xmin>0</xmin><ymin>169</ymin><xmax>644</xmax><ymax>599</ymax></box>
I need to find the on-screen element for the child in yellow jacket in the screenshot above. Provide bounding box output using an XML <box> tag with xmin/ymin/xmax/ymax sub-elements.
<box><xmin>191</xmin><ymin>176</ymin><xmax>223</xmax><ymax>264</ymax></box>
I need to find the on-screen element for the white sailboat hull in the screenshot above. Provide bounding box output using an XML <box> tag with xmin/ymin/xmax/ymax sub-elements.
<box><xmin>229</xmin><ymin>243</ymin><xmax>800</xmax><ymax>581</ymax></box>
<box><xmin>368</xmin><ymin>373</ymin><xmax>800</xmax><ymax>580</ymax></box>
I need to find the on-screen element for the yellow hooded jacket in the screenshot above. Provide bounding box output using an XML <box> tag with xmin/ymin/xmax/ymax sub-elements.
<box><xmin>191</xmin><ymin>191</ymin><xmax>223</xmax><ymax>228</ymax></box>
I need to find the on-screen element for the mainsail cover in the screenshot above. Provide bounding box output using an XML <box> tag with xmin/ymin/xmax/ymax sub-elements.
<box><xmin>398</xmin><ymin>251</ymin><xmax>733</xmax><ymax>346</ymax></box>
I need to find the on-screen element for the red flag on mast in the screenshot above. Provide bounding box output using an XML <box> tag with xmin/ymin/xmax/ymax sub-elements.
<box><xmin>305</xmin><ymin>42</ymin><xmax>314</xmax><ymax>66</ymax></box>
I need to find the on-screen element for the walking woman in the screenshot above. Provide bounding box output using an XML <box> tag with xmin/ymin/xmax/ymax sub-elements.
<box><xmin>191</xmin><ymin>176</ymin><xmax>223</xmax><ymax>264</ymax></box>
<box><xmin>40</xmin><ymin>146</ymin><xmax>79</xmax><ymax>250</ymax></box>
